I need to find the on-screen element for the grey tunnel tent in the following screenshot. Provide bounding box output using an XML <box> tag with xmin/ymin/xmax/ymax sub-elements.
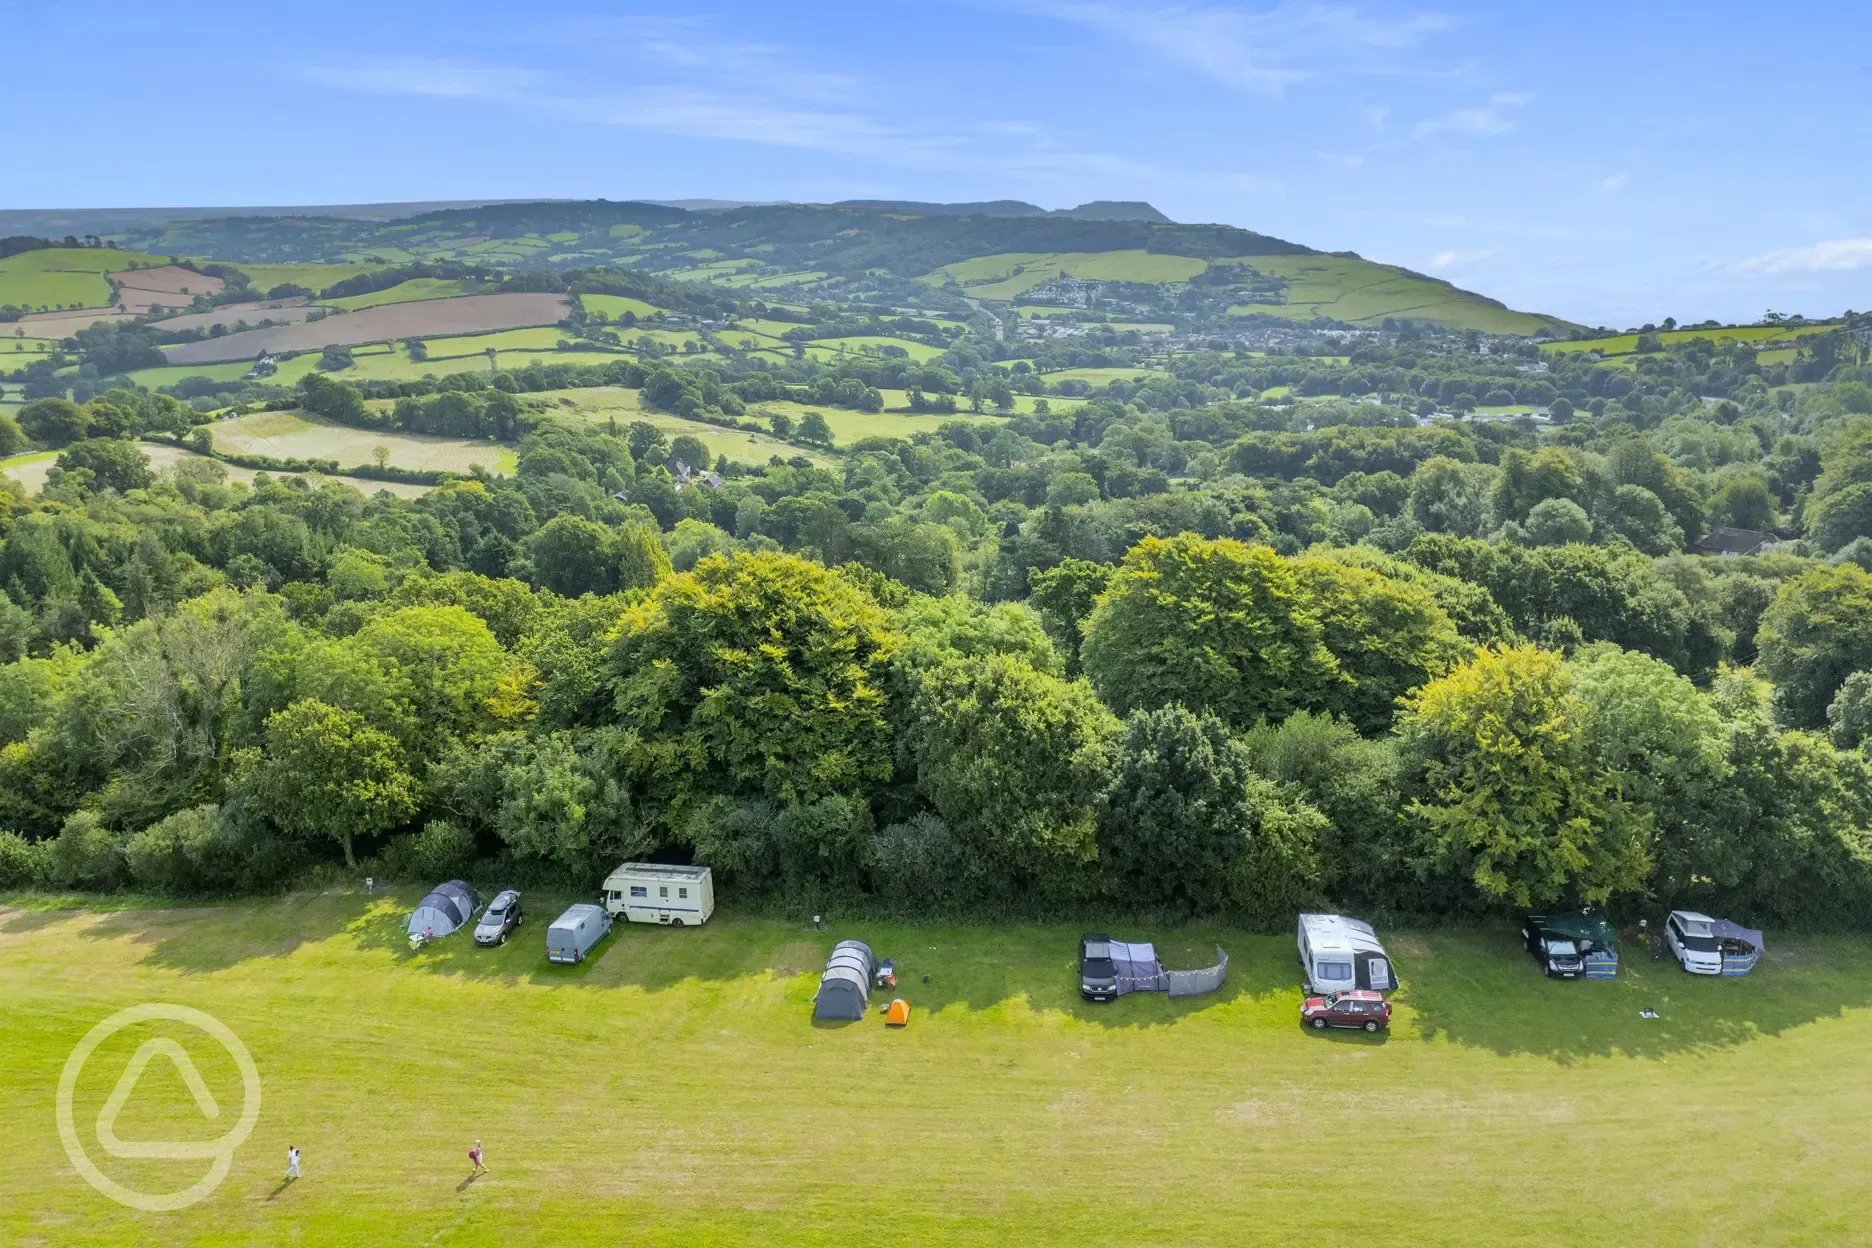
<box><xmin>813</xmin><ymin>940</ymin><xmax>877</xmax><ymax>1021</ymax></box>
<box><xmin>406</xmin><ymin>880</ymin><xmax>480</xmax><ymax>940</ymax></box>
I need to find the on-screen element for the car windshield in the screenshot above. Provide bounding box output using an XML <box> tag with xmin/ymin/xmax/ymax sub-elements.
<box><xmin>1083</xmin><ymin>959</ymin><xmax>1114</xmax><ymax>978</ymax></box>
<box><xmin>484</xmin><ymin>906</ymin><xmax>506</xmax><ymax>921</ymax></box>
<box><xmin>1679</xmin><ymin>934</ymin><xmax>1720</xmax><ymax>952</ymax></box>
<box><xmin>1544</xmin><ymin>939</ymin><xmax>1579</xmax><ymax>956</ymax></box>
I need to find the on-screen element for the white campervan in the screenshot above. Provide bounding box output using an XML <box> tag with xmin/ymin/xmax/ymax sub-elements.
<box><xmin>1297</xmin><ymin>913</ymin><xmax>1396</xmax><ymax>994</ymax></box>
<box><xmin>1665</xmin><ymin>909</ymin><xmax>1723</xmax><ymax>975</ymax></box>
<box><xmin>602</xmin><ymin>863</ymin><xmax>715</xmax><ymax>926</ymax></box>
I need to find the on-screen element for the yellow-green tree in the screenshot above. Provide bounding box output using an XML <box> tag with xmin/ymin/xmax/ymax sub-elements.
<box><xmin>1396</xmin><ymin>644</ymin><xmax>1646</xmax><ymax>908</ymax></box>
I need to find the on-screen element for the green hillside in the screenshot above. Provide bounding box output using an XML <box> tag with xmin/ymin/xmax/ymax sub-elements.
<box><xmin>0</xmin><ymin>246</ymin><xmax>168</xmax><ymax>311</ymax></box>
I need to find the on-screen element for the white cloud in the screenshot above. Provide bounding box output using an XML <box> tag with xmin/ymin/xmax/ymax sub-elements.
<box><xmin>1413</xmin><ymin>90</ymin><xmax>1531</xmax><ymax>139</ymax></box>
<box><xmin>1018</xmin><ymin>1</ymin><xmax>1451</xmax><ymax>97</ymax></box>
<box><xmin>1736</xmin><ymin>238</ymin><xmax>1872</xmax><ymax>275</ymax></box>
<box><xmin>1428</xmin><ymin>247</ymin><xmax>1496</xmax><ymax>269</ymax></box>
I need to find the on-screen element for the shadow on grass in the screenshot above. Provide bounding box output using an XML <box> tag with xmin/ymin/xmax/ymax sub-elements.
<box><xmin>72</xmin><ymin>891</ymin><xmax>365</xmax><ymax>974</ymax></box>
<box><xmin>1400</xmin><ymin>925</ymin><xmax>1872</xmax><ymax>1063</ymax></box>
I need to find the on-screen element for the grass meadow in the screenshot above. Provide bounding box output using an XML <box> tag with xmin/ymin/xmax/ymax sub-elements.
<box><xmin>0</xmin><ymin>247</ymin><xmax>167</xmax><ymax>312</ymax></box>
<box><xmin>1544</xmin><ymin>324</ymin><xmax>1835</xmax><ymax>358</ymax></box>
<box><xmin>1229</xmin><ymin>255</ymin><xmax>1569</xmax><ymax>335</ymax></box>
<box><xmin>3</xmin><ymin>890</ymin><xmax>1869</xmax><ymax>1246</ymax></box>
<box><xmin>328</xmin><ymin>278</ymin><xmax>487</xmax><ymax>312</ymax></box>
<box><xmin>206</xmin><ymin>410</ymin><xmax>509</xmax><ymax>476</ymax></box>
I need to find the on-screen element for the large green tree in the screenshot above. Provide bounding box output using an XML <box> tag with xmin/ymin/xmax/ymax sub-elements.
<box><xmin>1396</xmin><ymin>644</ymin><xmax>1647</xmax><ymax>908</ymax></box>
<box><xmin>607</xmin><ymin>551</ymin><xmax>898</xmax><ymax>816</ymax></box>
<box><xmin>1081</xmin><ymin>534</ymin><xmax>1337</xmax><ymax>728</ymax></box>
<box><xmin>243</xmin><ymin>698</ymin><xmax>419</xmax><ymax>867</ymax></box>
<box><xmin>1756</xmin><ymin>563</ymin><xmax>1872</xmax><ymax>728</ymax></box>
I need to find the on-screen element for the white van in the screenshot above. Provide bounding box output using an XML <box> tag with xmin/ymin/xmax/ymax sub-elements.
<box><xmin>602</xmin><ymin>863</ymin><xmax>715</xmax><ymax>926</ymax></box>
<box><xmin>1665</xmin><ymin>910</ymin><xmax>1723</xmax><ymax>975</ymax></box>
<box><xmin>546</xmin><ymin>903</ymin><xmax>613</xmax><ymax>965</ymax></box>
<box><xmin>1297</xmin><ymin>913</ymin><xmax>1396</xmax><ymax>994</ymax></box>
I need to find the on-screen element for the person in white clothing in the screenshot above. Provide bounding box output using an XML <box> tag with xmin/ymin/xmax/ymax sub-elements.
<box><xmin>285</xmin><ymin>1145</ymin><xmax>301</xmax><ymax>1180</ymax></box>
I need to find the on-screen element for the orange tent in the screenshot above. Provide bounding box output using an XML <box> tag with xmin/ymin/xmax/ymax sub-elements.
<box><xmin>884</xmin><ymin>998</ymin><xmax>911</xmax><ymax>1027</ymax></box>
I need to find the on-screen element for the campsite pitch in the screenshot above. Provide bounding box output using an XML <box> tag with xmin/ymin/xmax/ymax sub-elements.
<box><xmin>4</xmin><ymin>891</ymin><xmax>1870</xmax><ymax>1246</ymax></box>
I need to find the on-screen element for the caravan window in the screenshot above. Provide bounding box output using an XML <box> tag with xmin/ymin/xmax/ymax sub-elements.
<box><xmin>659</xmin><ymin>886</ymin><xmax>669</xmax><ymax>899</ymax></box>
<box><xmin>679</xmin><ymin>887</ymin><xmax>689</xmax><ymax>899</ymax></box>
<box><xmin>630</xmin><ymin>886</ymin><xmax>647</xmax><ymax>899</ymax></box>
<box><xmin>1317</xmin><ymin>961</ymin><xmax>1353</xmax><ymax>981</ymax></box>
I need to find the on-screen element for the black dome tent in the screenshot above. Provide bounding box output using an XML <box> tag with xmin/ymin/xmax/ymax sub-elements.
<box><xmin>813</xmin><ymin>940</ymin><xmax>876</xmax><ymax>1020</ymax></box>
<box><xmin>407</xmin><ymin>880</ymin><xmax>480</xmax><ymax>940</ymax></box>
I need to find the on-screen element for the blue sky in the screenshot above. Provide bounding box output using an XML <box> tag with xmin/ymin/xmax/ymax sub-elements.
<box><xmin>4</xmin><ymin>0</ymin><xmax>1868</xmax><ymax>327</ymax></box>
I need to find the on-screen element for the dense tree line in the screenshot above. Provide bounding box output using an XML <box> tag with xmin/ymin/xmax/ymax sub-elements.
<box><xmin>3</xmin><ymin>333</ymin><xmax>1872</xmax><ymax>930</ymax></box>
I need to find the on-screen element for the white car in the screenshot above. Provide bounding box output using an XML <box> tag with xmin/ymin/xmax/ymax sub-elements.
<box><xmin>1665</xmin><ymin>910</ymin><xmax>1723</xmax><ymax>975</ymax></box>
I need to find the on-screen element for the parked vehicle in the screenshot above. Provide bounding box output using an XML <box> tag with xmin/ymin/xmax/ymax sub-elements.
<box><xmin>473</xmin><ymin>890</ymin><xmax>524</xmax><ymax>946</ymax></box>
<box><xmin>1302</xmin><ymin>990</ymin><xmax>1391</xmax><ymax>1032</ymax></box>
<box><xmin>1079</xmin><ymin>933</ymin><xmax>1119</xmax><ymax>1002</ymax></box>
<box><xmin>1297</xmin><ymin>913</ymin><xmax>1395</xmax><ymax>994</ymax></box>
<box><xmin>1665</xmin><ymin>910</ymin><xmax>1724</xmax><ymax>975</ymax></box>
<box><xmin>602</xmin><ymin>863</ymin><xmax>715</xmax><ymax>926</ymax></box>
<box><xmin>546</xmin><ymin>903</ymin><xmax>613</xmax><ymax>965</ymax></box>
<box><xmin>1521</xmin><ymin>916</ymin><xmax>1585</xmax><ymax>978</ymax></box>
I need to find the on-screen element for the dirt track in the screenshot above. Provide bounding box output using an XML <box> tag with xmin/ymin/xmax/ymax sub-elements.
<box><xmin>164</xmin><ymin>293</ymin><xmax>572</xmax><ymax>364</ymax></box>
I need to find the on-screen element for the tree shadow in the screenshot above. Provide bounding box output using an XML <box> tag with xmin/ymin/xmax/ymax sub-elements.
<box><xmin>1399</xmin><ymin>926</ymin><xmax>1872</xmax><ymax>1063</ymax></box>
<box><xmin>72</xmin><ymin>890</ymin><xmax>366</xmax><ymax>974</ymax></box>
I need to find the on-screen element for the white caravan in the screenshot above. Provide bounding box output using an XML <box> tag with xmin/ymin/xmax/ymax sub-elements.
<box><xmin>1297</xmin><ymin>913</ymin><xmax>1397</xmax><ymax>994</ymax></box>
<box><xmin>602</xmin><ymin>863</ymin><xmax>715</xmax><ymax>926</ymax></box>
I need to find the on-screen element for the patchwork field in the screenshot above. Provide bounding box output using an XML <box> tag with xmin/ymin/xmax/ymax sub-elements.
<box><xmin>4</xmin><ymin>891</ymin><xmax>1869</xmax><ymax>1247</ymax></box>
<box><xmin>579</xmin><ymin>294</ymin><xmax>664</xmax><ymax>321</ymax></box>
<box><xmin>808</xmin><ymin>335</ymin><xmax>947</xmax><ymax>363</ymax></box>
<box><xmin>327</xmin><ymin>278</ymin><xmax>486</xmax><ymax>311</ymax></box>
<box><xmin>0</xmin><ymin>247</ymin><xmax>166</xmax><ymax>312</ymax></box>
<box><xmin>108</xmin><ymin>264</ymin><xmax>223</xmax><ymax>314</ymax></box>
<box><xmin>750</xmin><ymin>400</ymin><xmax>1008</xmax><ymax>445</ymax></box>
<box><xmin>6</xmin><ymin>308</ymin><xmax>136</xmax><ymax>337</ymax></box>
<box><xmin>163</xmin><ymin>294</ymin><xmax>572</xmax><ymax>365</ymax></box>
<box><xmin>150</xmin><ymin>297</ymin><xmax>316</xmax><ymax>334</ymax></box>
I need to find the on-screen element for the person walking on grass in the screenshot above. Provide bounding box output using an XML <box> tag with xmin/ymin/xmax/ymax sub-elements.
<box><xmin>285</xmin><ymin>1145</ymin><xmax>301</xmax><ymax>1181</ymax></box>
<box><xmin>468</xmin><ymin>1140</ymin><xmax>488</xmax><ymax>1176</ymax></box>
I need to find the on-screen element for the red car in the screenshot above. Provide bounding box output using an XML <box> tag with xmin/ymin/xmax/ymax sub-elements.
<box><xmin>1302</xmin><ymin>989</ymin><xmax>1391</xmax><ymax>1032</ymax></box>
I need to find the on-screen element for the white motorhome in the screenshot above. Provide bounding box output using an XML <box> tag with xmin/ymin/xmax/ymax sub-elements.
<box><xmin>1297</xmin><ymin>913</ymin><xmax>1396</xmax><ymax>994</ymax></box>
<box><xmin>602</xmin><ymin>863</ymin><xmax>715</xmax><ymax>926</ymax></box>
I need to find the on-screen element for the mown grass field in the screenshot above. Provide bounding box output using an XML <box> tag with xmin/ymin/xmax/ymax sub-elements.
<box><xmin>4</xmin><ymin>890</ymin><xmax>1869</xmax><ymax>1247</ymax></box>
<box><xmin>0</xmin><ymin>445</ymin><xmax>433</xmax><ymax>498</ymax></box>
<box><xmin>750</xmin><ymin>400</ymin><xmax>1007</xmax><ymax>445</ymax></box>
<box><xmin>206</xmin><ymin>410</ymin><xmax>508</xmax><ymax>475</ymax></box>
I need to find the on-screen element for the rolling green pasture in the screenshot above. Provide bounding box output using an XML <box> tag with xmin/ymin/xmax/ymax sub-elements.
<box><xmin>808</xmin><ymin>335</ymin><xmax>946</xmax><ymax>363</ymax></box>
<box><xmin>579</xmin><ymin>294</ymin><xmax>664</xmax><ymax>321</ymax></box>
<box><xmin>1230</xmin><ymin>255</ymin><xmax>1569</xmax><ymax>335</ymax></box>
<box><xmin>1039</xmin><ymin>366</ymin><xmax>1167</xmax><ymax>386</ymax></box>
<box><xmin>543</xmin><ymin>387</ymin><xmax>835</xmax><ymax>466</ymax></box>
<box><xmin>219</xmin><ymin>263</ymin><xmax>384</xmax><ymax>296</ymax></box>
<box><xmin>4</xmin><ymin>892</ymin><xmax>1870</xmax><ymax>1246</ymax></box>
<box><xmin>1544</xmin><ymin>323</ymin><xmax>1835</xmax><ymax>357</ymax></box>
<box><xmin>925</xmin><ymin>250</ymin><xmax>1206</xmax><ymax>300</ymax></box>
<box><xmin>422</xmin><ymin>327</ymin><xmax>582</xmax><ymax>357</ymax></box>
<box><xmin>751</xmin><ymin>400</ymin><xmax>1007</xmax><ymax>445</ymax></box>
<box><xmin>0</xmin><ymin>247</ymin><xmax>166</xmax><ymax>311</ymax></box>
<box><xmin>328</xmin><ymin>278</ymin><xmax>485</xmax><ymax>311</ymax></box>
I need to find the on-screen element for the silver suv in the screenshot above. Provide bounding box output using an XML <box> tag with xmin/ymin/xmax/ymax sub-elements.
<box><xmin>474</xmin><ymin>890</ymin><xmax>524</xmax><ymax>946</ymax></box>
